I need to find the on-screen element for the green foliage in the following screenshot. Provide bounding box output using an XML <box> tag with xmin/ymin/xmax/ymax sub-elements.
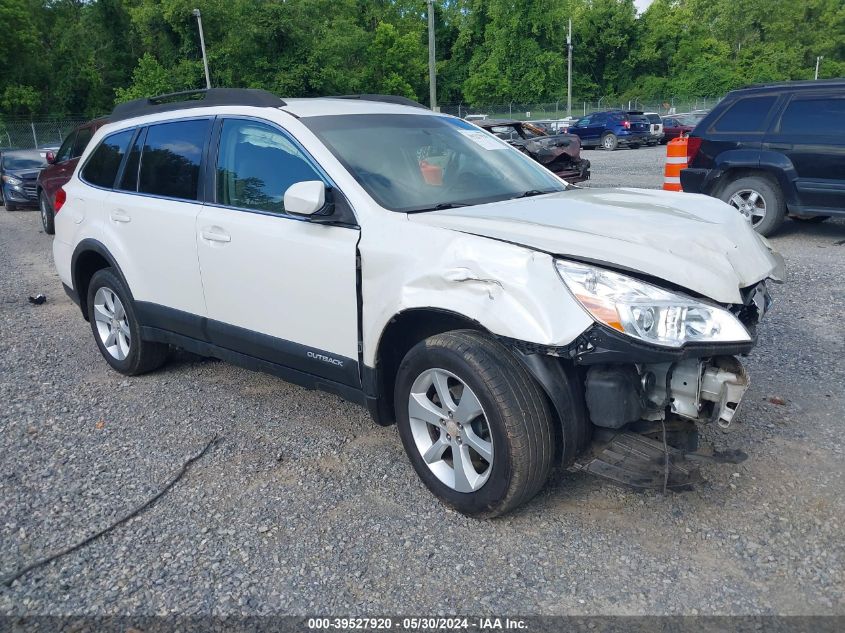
<box><xmin>0</xmin><ymin>0</ymin><xmax>842</xmax><ymax>117</ymax></box>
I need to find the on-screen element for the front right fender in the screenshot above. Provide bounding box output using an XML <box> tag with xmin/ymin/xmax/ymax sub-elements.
<box><xmin>361</xmin><ymin>222</ymin><xmax>593</xmax><ymax>367</ymax></box>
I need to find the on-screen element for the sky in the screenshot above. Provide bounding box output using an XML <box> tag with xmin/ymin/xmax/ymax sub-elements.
<box><xmin>634</xmin><ymin>0</ymin><xmax>654</xmax><ymax>13</ymax></box>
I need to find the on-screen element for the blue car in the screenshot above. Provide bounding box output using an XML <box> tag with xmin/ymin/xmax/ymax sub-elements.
<box><xmin>568</xmin><ymin>110</ymin><xmax>651</xmax><ymax>151</ymax></box>
<box><xmin>1</xmin><ymin>149</ymin><xmax>48</xmax><ymax>211</ymax></box>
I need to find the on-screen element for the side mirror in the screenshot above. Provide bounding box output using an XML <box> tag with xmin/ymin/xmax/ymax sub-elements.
<box><xmin>46</xmin><ymin>151</ymin><xmax>56</xmax><ymax>164</ymax></box>
<box><xmin>284</xmin><ymin>180</ymin><xmax>327</xmax><ymax>216</ymax></box>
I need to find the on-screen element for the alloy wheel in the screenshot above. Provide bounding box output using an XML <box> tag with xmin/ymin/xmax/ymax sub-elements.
<box><xmin>407</xmin><ymin>368</ymin><xmax>493</xmax><ymax>493</ymax></box>
<box><xmin>728</xmin><ymin>189</ymin><xmax>767</xmax><ymax>227</ymax></box>
<box><xmin>93</xmin><ymin>287</ymin><xmax>131</xmax><ymax>361</ymax></box>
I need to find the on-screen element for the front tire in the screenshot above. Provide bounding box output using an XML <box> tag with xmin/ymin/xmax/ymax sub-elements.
<box><xmin>87</xmin><ymin>268</ymin><xmax>168</xmax><ymax>375</ymax></box>
<box><xmin>394</xmin><ymin>330</ymin><xmax>554</xmax><ymax>518</ymax></box>
<box><xmin>39</xmin><ymin>191</ymin><xmax>55</xmax><ymax>234</ymax></box>
<box><xmin>601</xmin><ymin>133</ymin><xmax>618</xmax><ymax>151</ymax></box>
<box><xmin>719</xmin><ymin>175</ymin><xmax>785</xmax><ymax>236</ymax></box>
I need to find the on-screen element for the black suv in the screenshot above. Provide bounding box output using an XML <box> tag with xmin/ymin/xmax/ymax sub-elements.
<box><xmin>681</xmin><ymin>79</ymin><xmax>845</xmax><ymax>236</ymax></box>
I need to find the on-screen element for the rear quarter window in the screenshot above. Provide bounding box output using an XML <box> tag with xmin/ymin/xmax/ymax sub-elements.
<box><xmin>712</xmin><ymin>96</ymin><xmax>777</xmax><ymax>133</ymax></box>
<box><xmin>81</xmin><ymin>130</ymin><xmax>134</xmax><ymax>189</ymax></box>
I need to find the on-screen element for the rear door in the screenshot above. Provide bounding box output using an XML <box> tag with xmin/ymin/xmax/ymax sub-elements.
<box><xmin>195</xmin><ymin>117</ymin><xmax>361</xmax><ymax>386</ymax></box>
<box><xmin>576</xmin><ymin>113</ymin><xmax>605</xmax><ymax>144</ymax></box>
<box><xmin>41</xmin><ymin>129</ymin><xmax>79</xmax><ymax>203</ymax></box>
<box><xmin>766</xmin><ymin>91</ymin><xmax>845</xmax><ymax>212</ymax></box>
<box><xmin>100</xmin><ymin>119</ymin><xmax>211</xmax><ymax>328</ymax></box>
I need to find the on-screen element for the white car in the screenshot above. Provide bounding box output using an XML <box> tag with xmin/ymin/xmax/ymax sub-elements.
<box><xmin>52</xmin><ymin>90</ymin><xmax>782</xmax><ymax>517</ymax></box>
<box><xmin>644</xmin><ymin>112</ymin><xmax>664</xmax><ymax>145</ymax></box>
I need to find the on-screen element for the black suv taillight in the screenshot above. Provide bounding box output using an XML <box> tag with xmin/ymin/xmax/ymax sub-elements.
<box><xmin>686</xmin><ymin>136</ymin><xmax>702</xmax><ymax>164</ymax></box>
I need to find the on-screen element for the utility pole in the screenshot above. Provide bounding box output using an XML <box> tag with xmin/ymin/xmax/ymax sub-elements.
<box><xmin>193</xmin><ymin>9</ymin><xmax>211</xmax><ymax>89</ymax></box>
<box><xmin>566</xmin><ymin>18</ymin><xmax>573</xmax><ymax>118</ymax></box>
<box><xmin>427</xmin><ymin>0</ymin><xmax>437</xmax><ymax>111</ymax></box>
<box><xmin>814</xmin><ymin>56</ymin><xmax>824</xmax><ymax>80</ymax></box>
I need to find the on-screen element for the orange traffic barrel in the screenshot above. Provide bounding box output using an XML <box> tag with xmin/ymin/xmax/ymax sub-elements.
<box><xmin>663</xmin><ymin>137</ymin><xmax>688</xmax><ymax>191</ymax></box>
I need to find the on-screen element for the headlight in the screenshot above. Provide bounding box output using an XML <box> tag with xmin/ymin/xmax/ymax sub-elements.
<box><xmin>2</xmin><ymin>175</ymin><xmax>23</xmax><ymax>186</ymax></box>
<box><xmin>555</xmin><ymin>260</ymin><xmax>751</xmax><ymax>348</ymax></box>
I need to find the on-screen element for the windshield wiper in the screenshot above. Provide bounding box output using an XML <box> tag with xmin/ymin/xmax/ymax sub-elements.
<box><xmin>511</xmin><ymin>189</ymin><xmax>557</xmax><ymax>199</ymax></box>
<box><xmin>405</xmin><ymin>202</ymin><xmax>471</xmax><ymax>214</ymax></box>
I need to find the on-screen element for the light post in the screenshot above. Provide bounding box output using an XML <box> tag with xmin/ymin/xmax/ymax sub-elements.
<box><xmin>566</xmin><ymin>18</ymin><xmax>572</xmax><ymax>118</ymax></box>
<box><xmin>427</xmin><ymin>0</ymin><xmax>437</xmax><ymax>111</ymax></box>
<box><xmin>193</xmin><ymin>8</ymin><xmax>211</xmax><ymax>90</ymax></box>
<box><xmin>815</xmin><ymin>56</ymin><xmax>824</xmax><ymax>80</ymax></box>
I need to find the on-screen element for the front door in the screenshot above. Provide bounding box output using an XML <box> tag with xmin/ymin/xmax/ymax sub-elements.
<box><xmin>196</xmin><ymin>118</ymin><xmax>361</xmax><ymax>387</ymax></box>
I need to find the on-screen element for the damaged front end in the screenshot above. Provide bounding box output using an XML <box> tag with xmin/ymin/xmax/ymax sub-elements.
<box><xmin>529</xmin><ymin>261</ymin><xmax>774</xmax><ymax>491</ymax></box>
<box><xmin>476</xmin><ymin>120</ymin><xmax>590</xmax><ymax>182</ymax></box>
<box><xmin>514</xmin><ymin>133</ymin><xmax>591</xmax><ymax>183</ymax></box>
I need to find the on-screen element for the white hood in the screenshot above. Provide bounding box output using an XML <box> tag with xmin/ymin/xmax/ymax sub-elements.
<box><xmin>408</xmin><ymin>187</ymin><xmax>783</xmax><ymax>304</ymax></box>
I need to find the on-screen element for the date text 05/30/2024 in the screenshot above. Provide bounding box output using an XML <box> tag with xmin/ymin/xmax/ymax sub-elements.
<box><xmin>307</xmin><ymin>617</ymin><xmax>528</xmax><ymax>630</ymax></box>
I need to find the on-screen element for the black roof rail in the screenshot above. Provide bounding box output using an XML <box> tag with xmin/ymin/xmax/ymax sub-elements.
<box><xmin>110</xmin><ymin>88</ymin><xmax>286</xmax><ymax>122</ymax></box>
<box><xmin>736</xmin><ymin>78</ymin><xmax>845</xmax><ymax>92</ymax></box>
<box><xmin>332</xmin><ymin>94</ymin><xmax>428</xmax><ymax>109</ymax></box>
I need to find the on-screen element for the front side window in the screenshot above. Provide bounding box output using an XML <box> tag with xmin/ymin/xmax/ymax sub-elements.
<box><xmin>81</xmin><ymin>129</ymin><xmax>134</xmax><ymax>189</ymax></box>
<box><xmin>713</xmin><ymin>96</ymin><xmax>777</xmax><ymax>133</ymax></box>
<box><xmin>216</xmin><ymin>119</ymin><xmax>323</xmax><ymax>214</ymax></box>
<box><xmin>72</xmin><ymin>127</ymin><xmax>93</xmax><ymax>158</ymax></box>
<box><xmin>779</xmin><ymin>97</ymin><xmax>845</xmax><ymax>137</ymax></box>
<box><xmin>303</xmin><ymin>114</ymin><xmax>565</xmax><ymax>212</ymax></box>
<box><xmin>138</xmin><ymin>119</ymin><xmax>210</xmax><ymax>201</ymax></box>
<box><xmin>56</xmin><ymin>132</ymin><xmax>76</xmax><ymax>163</ymax></box>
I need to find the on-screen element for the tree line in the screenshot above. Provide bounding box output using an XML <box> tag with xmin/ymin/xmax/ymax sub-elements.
<box><xmin>0</xmin><ymin>0</ymin><xmax>842</xmax><ymax>119</ymax></box>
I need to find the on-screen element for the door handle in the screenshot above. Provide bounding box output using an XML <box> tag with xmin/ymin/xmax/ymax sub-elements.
<box><xmin>110</xmin><ymin>209</ymin><xmax>131</xmax><ymax>223</ymax></box>
<box><xmin>201</xmin><ymin>227</ymin><xmax>231</xmax><ymax>243</ymax></box>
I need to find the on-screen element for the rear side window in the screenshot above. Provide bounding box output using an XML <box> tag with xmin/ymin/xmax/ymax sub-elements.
<box><xmin>779</xmin><ymin>97</ymin><xmax>845</xmax><ymax>137</ymax></box>
<box><xmin>56</xmin><ymin>132</ymin><xmax>76</xmax><ymax>163</ymax></box>
<box><xmin>72</xmin><ymin>127</ymin><xmax>93</xmax><ymax>158</ymax></box>
<box><xmin>713</xmin><ymin>96</ymin><xmax>776</xmax><ymax>133</ymax></box>
<box><xmin>215</xmin><ymin>119</ymin><xmax>323</xmax><ymax>214</ymax></box>
<box><xmin>647</xmin><ymin>114</ymin><xmax>661</xmax><ymax>124</ymax></box>
<box><xmin>81</xmin><ymin>130</ymin><xmax>134</xmax><ymax>189</ymax></box>
<box><xmin>139</xmin><ymin>119</ymin><xmax>210</xmax><ymax>201</ymax></box>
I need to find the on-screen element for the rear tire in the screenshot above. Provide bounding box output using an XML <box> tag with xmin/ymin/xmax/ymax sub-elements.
<box><xmin>601</xmin><ymin>133</ymin><xmax>618</xmax><ymax>151</ymax></box>
<box><xmin>87</xmin><ymin>268</ymin><xmax>168</xmax><ymax>376</ymax></box>
<box><xmin>394</xmin><ymin>330</ymin><xmax>554</xmax><ymax>518</ymax></box>
<box><xmin>39</xmin><ymin>191</ymin><xmax>55</xmax><ymax>234</ymax></box>
<box><xmin>719</xmin><ymin>175</ymin><xmax>785</xmax><ymax>236</ymax></box>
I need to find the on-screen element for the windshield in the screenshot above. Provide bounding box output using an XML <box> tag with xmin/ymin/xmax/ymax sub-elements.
<box><xmin>303</xmin><ymin>114</ymin><xmax>565</xmax><ymax>212</ymax></box>
<box><xmin>2</xmin><ymin>154</ymin><xmax>47</xmax><ymax>170</ymax></box>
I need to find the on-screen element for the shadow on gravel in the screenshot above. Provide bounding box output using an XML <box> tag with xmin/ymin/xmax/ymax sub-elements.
<box><xmin>772</xmin><ymin>218</ymin><xmax>845</xmax><ymax>240</ymax></box>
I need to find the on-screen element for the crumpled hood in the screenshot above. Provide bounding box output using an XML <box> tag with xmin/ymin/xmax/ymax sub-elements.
<box><xmin>408</xmin><ymin>187</ymin><xmax>783</xmax><ymax>304</ymax></box>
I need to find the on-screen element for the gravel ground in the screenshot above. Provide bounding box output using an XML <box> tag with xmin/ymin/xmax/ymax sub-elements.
<box><xmin>1</xmin><ymin>147</ymin><xmax>843</xmax><ymax>617</ymax></box>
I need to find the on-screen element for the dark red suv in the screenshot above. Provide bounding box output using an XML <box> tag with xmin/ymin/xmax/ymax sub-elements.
<box><xmin>37</xmin><ymin>117</ymin><xmax>108</xmax><ymax>234</ymax></box>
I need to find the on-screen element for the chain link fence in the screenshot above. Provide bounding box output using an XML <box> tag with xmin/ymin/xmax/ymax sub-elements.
<box><xmin>0</xmin><ymin>118</ymin><xmax>87</xmax><ymax>151</ymax></box>
<box><xmin>439</xmin><ymin>97</ymin><xmax>723</xmax><ymax>121</ymax></box>
<box><xmin>0</xmin><ymin>96</ymin><xmax>723</xmax><ymax>148</ymax></box>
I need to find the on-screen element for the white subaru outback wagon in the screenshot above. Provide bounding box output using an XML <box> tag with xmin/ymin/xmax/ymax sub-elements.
<box><xmin>53</xmin><ymin>89</ymin><xmax>782</xmax><ymax>517</ymax></box>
